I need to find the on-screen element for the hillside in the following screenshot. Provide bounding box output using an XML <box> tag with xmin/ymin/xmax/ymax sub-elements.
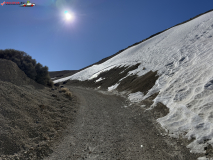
<box><xmin>49</xmin><ymin>70</ymin><xmax>78</xmax><ymax>81</ymax></box>
<box><xmin>54</xmin><ymin>9</ymin><xmax>213</xmax><ymax>159</ymax></box>
<box><xmin>53</xmin><ymin>9</ymin><xmax>213</xmax><ymax>82</ymax></box>
<box><xmin>0</xmin><ymin>59</ymin><xmax>42</xmax><ymax>87</ymax></box>
<box><xmin>0</xmin><ymin>59</ymin><xmax>78</xmax><ymax>159</ymax></box>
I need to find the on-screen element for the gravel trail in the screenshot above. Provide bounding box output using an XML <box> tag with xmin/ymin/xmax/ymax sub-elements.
<box><xmin>45</xmin><ymin>86</ymin><xmax>204</xmax><ymax>160</ymax></box>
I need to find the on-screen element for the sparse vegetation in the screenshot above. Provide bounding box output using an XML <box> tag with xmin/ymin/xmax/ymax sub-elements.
<box><xmin>0</xmin><ymin>49</ymin><xmax>53</xmax><ymax>87</ymax></box>
<box><xmin>65</xmin><ymin>91</ymin><xmax>72</xmax><ymax>98</ymax></box>
<box><xmin>60</xmin><ymin>88</ymin><xmax>69</xmax><ymax>92</ymax></box>
<box><xmin>60</xmin><ymin>88</ymin><xmax>72</xmax><ymax>99</ymax></box>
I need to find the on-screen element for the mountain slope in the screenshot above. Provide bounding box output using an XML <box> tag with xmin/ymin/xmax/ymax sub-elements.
<box><xmin>55</xmin><ymin>10</ymin><xmax>213</xmax><ymax>158</ymax></box>
<box><xmin>0</xmin><ymin>59</ymin><xmax>42</xmax><ymax>88</ymax></box>
<box><xmin>0</xmin><ymin>59</ymin><xmax>78</xmax><ymax>159</ymax></box>
<box><xmin>49</xmin><ymin>70</ymin><xmax>78</xmax><ymax>81</ymax></box>
<box><xmin>51</xmin><ymin>9</ymin><xmax>213</xmax><ymax>81</ymax></box>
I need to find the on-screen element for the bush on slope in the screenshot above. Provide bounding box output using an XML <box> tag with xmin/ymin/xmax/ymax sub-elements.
<box><xmin>0</xmin><ymin>49</ymin><xmax>53</xmax><ymax>87</ymax></box>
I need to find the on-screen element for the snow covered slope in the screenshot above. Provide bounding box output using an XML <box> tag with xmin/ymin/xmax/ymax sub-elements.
<box><xmin>55</xmin><ymin>10</ymin><xmax>213</xmax><ymax>156</ymax></box>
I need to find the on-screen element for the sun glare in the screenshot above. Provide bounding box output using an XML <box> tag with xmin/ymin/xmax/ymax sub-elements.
<box><xmin>64</xmin><ymin>11</ymin><xmax>74</xmax><ymax>21</ymax></box>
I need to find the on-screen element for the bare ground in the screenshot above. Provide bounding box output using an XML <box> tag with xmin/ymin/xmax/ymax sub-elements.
<box><xmin>44</xmin><ymin>86</ymin><xmax>205</xmax><ymax>160</ymax></box>
<box><xmin>0</xmin><ymin>82</ymin><xmax>78</xmax><ymax>160</ymax></box>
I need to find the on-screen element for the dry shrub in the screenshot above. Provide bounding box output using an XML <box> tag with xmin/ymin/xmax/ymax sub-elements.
<box><xmin>60</xmin><ymin>88</ymin><xmax>69</xmax><ymax>93</ymax></box>
<box><xmin>65</xmin><ymin>91</ymin><xmax>72</xmax><ymax>98</ymax></box>
<box><xmin>0</xmin><ymin>49</ymin><xmax>53</xmax><ymax>87</ymax></box>
<box><xmin>60</xmin><ymin>88</ymin><xmax>72</xmax><ymax>98</ymax></box>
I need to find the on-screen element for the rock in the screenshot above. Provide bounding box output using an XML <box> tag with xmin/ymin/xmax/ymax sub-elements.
<box><xmin>52</xmin><ymin>94</ymin><xmax>57</xmax><ymax>97</ymax></box>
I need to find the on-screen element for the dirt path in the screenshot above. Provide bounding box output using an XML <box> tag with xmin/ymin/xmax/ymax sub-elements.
<box><xmin>44</xmin><ymin>86</ymin><xmax>204</xmax><ymax>160</ymax></box>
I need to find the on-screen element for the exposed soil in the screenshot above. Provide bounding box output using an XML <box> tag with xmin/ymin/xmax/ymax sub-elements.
<box><xmin>63</xmin><ymin>63</ymin><xmax>145</xmax><ymax>92</ymax></box>
<box><xmin>61</xmin><ymin>63</ymin><xmax>159</xmax><ymax>97</ymax></box>
<box><xmin>117</xmin><ymin>70</ymin><xmax>159</xmax><ymax>94</ymax></box>
<box><xmin>44</xmin><ymin>86</ymin><xmax>205</xmax><ymax>160</ymax></box>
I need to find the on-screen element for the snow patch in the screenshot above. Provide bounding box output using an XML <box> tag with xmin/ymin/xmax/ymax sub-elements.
<box><xmin>198</xmin><ymin>157</ymin><xmax>213</xmax><ymax>160</ymax></box>
<box><xmin>128</xmin><ymin>92</ymin><xmax>144</xmax><ymax>103</ymax></box>
<box><xmin>88</xmin><ymin>65</ymin><xmax>116</xmax><ymax>80</ymax></box>
<box><xmin>95</xmin><ymin>77</ymin><xmax>105</xmax><ymax>82</ymax></box>
<box><xmin>108</xmin><ymin>83</ymin><xmax>119</xmax><ymax>91</ymax></box>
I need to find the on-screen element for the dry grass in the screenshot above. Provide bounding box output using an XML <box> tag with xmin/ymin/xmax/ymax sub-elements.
<box><xmin>60</xmin><ymin>88</ymin><xmax>69</xmax><ymax>92</ymax></box>
<box><xmin>65</xmin><ymin>91</ymin><xmax>72</xmax><ymax>98</ymax></box>
<box><xmin>60</xmin><ymin>88</ymin><xmax>72</xmax><ymax>98</ymax></box>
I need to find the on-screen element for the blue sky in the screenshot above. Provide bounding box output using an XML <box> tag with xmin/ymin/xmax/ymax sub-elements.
<box><xmin>0</xmin><ymin>0</ymin><xmax>213</xmax><ymax>71</ymax></box>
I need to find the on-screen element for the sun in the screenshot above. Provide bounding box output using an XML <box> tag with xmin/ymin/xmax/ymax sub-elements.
<box><xmin>64</xmin><ymin>11</ymin><xmax>74</xmax><ymax>21</ymax></box>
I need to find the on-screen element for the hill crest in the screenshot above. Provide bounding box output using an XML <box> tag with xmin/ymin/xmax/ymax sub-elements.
<box><xmin>0</xmin><ymin>59</ymin><xmax>42</xmax><ymax>88</ymax></box>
